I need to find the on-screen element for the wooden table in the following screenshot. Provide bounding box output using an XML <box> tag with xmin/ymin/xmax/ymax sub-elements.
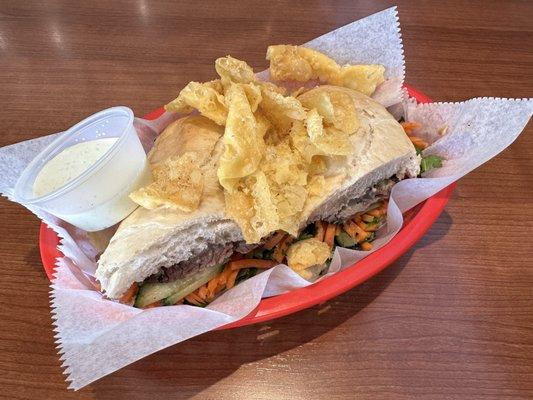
<box><xmin>0</xmin><ymin>1</ymin><xmax>532</xmax><ymax>398</ymax></box>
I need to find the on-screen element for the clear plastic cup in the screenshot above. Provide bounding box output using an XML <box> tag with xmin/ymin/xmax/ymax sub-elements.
<box><xmin>14</xmin><ymin>106</ymin><xmax>152</xmax><ymax>231</ymax></box>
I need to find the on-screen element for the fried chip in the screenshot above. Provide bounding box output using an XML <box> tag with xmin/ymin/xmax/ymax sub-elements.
<box><xmin>289</xmin><ymin>120</ymin><xmax>321</xmax><ymax>163</ymax></box>
<box><xmin>298</xmin><ymin>88</ymin><xmax>359</xmax><ymax>134</ymax></box>
<box><xmin>286</xmin><ymin>238</ymin><xmax>331</xmax><ymax>271</ymax></box>
<box><xmin>267</xmin><ymin>45</ymin><xmax>385</xmax><ymax>96</ymax></box>
<box><xmin>160</xmin><ymin>46</ymin><xmax>377</xmax><ymax>243</ymax></box>
<box><xmin>130</xmin><ymin>152</ymin><xmax>204</xmax><ymax>212</ymax></box>
<box><xmin>242</xmin><ymin>83</ymin><xmax>262</xmax><ymax>112</ymax></box>
<box><xmin>165</xmin><ymin>81</ymin><xmax>227</xmax><ymax>125</ymax></box>
<box><xmin>305</xmin><ymin>109</ymin><xmax>352</xmax><ymax>156</ymax></box>
<box><xmin>217</xmin><ymin>84</ymin><xmax>267</xmax><ymax>191</ymax></box>
<box><xmin>267</xmin><ymin>45</ymin><xmax>338</xmax><ymax>83</ymax></box>
<box><xmin>225</xmin><ymin>139</ymin><xmax>310</xmax><ymax>242</ymax></box>
<box><xmin>257</xmin><ymin>84</ymin><xmax>307</xmax><ymax>135</ymax></box>
<box><xmin>215</xmin><ymin>55</ymin><xmax>256</xmax><ymax>85</ymax></box>
<box><xmin>337</xmin><ymin>64</ymin><xmax>385</xmax><ymax>96</ymax></box>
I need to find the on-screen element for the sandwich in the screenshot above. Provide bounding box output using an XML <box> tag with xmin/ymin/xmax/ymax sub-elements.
<box><xmin>95</xmin><ymin>46</ymin><xmax>432</xmax><ymax>308</ymax></box>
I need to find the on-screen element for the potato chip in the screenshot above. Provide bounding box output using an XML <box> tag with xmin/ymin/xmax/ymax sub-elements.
<box><xmin>215</xmin><ymin>56</ymin><xmax>256</xmax><ymax>85</ymax></box>
<box><xmin>259</xmin><ymin>85</ymin><xmax>307</xmax><ymax>120</ymax></box>
<box><xmin>257</xmin><ymin>85</ymin><xmax>307</xmax><ymax>135</ymax></box>
<box><xmin>130</xmin><ymin>152</ymin><xmax>204</xmax><ymax>212</ymax></box>
<box><xmin>260</xmin><ymin>141</ymin><xmax>308</xmax><ymax>236</ymax></box>
<box><xmin>217</xmin><ymin>84</ymin><xmax>267</xmax><ymax>191</ymax></box>
<box><xmin>305</xmin><ymin>109</ymin><xmax>352</xmax><ymax>156</ymax></box>
<box><xmin>267</xmin><ymin>45</ymin><xmax>338</xmax><ymax>83</ymax></box>
<box><xmin>286</xmin><ymin>238</ymin><xmax>331</xmax><ymax>271</ymax></box>
<box><xmin>261</xmin><ymin>140</ymin><xmax>308</xmax><ymax>187</ymax></box>
<box><xmin>289</xmin><ymin>120</ymin><xmax>321</xmax><ymax>163</ymax></box>
<box><xmin>267</xmin><ymin>45</ymin><xmax>385</xmax><ymax>96</ymax></box>
<box><xmin>249</xmin><ymin>171</ymin><xmax>280</xmax><ymax>238</ymax></box>
<box><xmin>308</xmin><ymin>155</ymin><xmax>327</xmax><ymax>175</ymax></box>
<box><xmin>224</xmin><ymin>185</ymin><xmax>256</xmax><ymax>241</ymax></box>
<box><xmin>165</xmin><ymin>81</ymin><xmax>227</xmax><ymax>125</ymax></box>
<box><xmin>307</xmin><ymin>174</ymin><xmax>326</xmax><ymax>197</ymax></box>
<box><xmin>337</xmin><ymin>64</ymin><xmax>385</xmax><ymax>96</ymax></box>
<box><xmin>242</xmin><ymin>83</ymin><xmax>262</xmax><ymax>112</ymax></box>
<box><xmin>298</xmin><ymin>87</ymin><xmax>359</xmax><ymax>134</ymax></box>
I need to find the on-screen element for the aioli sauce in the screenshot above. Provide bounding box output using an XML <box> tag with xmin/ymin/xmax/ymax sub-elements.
<box><xmin>33</xmin><ymin>138</ymin><xmax>118</xmax><ymax>198</ymax></box>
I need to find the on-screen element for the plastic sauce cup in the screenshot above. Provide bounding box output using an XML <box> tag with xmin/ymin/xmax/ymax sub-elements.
<box><xmin>14</xmin><ymin>106</ymin><xmax>152</xmax><ymax>231</ymax></box>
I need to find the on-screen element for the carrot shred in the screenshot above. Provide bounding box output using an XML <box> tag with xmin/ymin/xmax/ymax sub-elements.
<box><xmin>218</xmin><ymin>264</ymin><xmax>232</xmax><ymax>286</ymax></box>
<box><xmin>143</xmin><ymin>300</ymin><xmax>163</xmax><ymax>309</ymax></box>
<box><xmin>207</xmin><ymin>276</ymin><xmax>219</xmax><ymax>297</ymax></box>
<box><xmin>273</xmin><ymin>235</ymin><xmax>293</xmax><ymax>263</ymax></box>
<box><xmin>324</xmin><ymin>223</ymin><xmax>337</xmax><ymax>247</ymax></box>
<box><xmin>401</xmin><ymin>121</ymin><xmax>421</xmax><ymax>135</ymax></box>
<box><xmin>315</xmin><ymin>221</ymin><xmax>326</xmax><ymax>241</ymax></box>
<box><xmin>343</xmin><ymin>221</ymin><xmax>358</xmax><ymax>239</ymax></box>
<box><xmin>197</xmin><ymin>285</ymin><xmax>208</xmax><ymax>300</ymax></box>
<box><xmin>335</xmin><ymin>225</ymin><xmax>341</xmax><ymax>235</ymax></box>
<box><xmin>185</xmin><ymin>292</ymin><xmax>204</xmax><ymax>306</ymax></box>
<box><xmin>229</xmin><ymin>259</ymin><xmax>277</xmax><ymax>271</ymax></box>
<box><xmin>118</xmin><ymin>283</ymin><xmax>139</xmax><ymax>304</ymax></box>
<box><xmin>409</xmin><ymin>136</ymin><xmax>428</xmax><ymax>149</ymax></box>
<box><xmin>355</xmin><ymin>220</ymin><xmax>369</xmax><ymax>231</ymax></box>
<box><xmin>263</xmin><ymin>231</ymin><xmax>287</xmax><ymax>250</ymax></box>
<box><xmin>360</xmin><ymin>242</ymin><xmax>373</xmax><ymax>251</ymax></box>
<box><xmin>226</xmin><ymin>270</ymin><xmax>239</xmax><ymax>289</ymax></box>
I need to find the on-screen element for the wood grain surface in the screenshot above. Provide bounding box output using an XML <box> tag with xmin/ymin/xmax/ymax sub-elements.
<box><xmin>0</xmin><ymin>1</ymin><xmax>532</xmax><ymax>399</ymax></box>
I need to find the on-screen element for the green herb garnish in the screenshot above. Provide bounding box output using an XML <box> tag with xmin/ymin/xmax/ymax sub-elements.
<box><xmin>420</xmin><ymin>155</ymin><xmax>443</xmax><ymax>174</ymax></box>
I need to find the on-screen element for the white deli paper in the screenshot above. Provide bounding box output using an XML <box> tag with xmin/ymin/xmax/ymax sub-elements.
<box><xmin>0</xmin><ymin>7</ymin><xmax>532</xmax><ymax>390</ymax></box>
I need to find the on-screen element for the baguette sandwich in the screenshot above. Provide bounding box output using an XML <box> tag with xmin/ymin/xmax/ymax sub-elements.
<box><xmin>95</xmin><ymin>46</ymin><xmax>423</xmax><ymax>308</ymax></box>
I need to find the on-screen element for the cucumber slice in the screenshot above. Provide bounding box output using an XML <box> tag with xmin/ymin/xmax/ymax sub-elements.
<box><xmin>135</xmin><ymin>263</ymin><xmax>224</xmax><ymax>308</ymax></box>
<box><xmin>335</xmin><ymin>231</ymin><xmax>356</xmax><ymax>248</ymax></box>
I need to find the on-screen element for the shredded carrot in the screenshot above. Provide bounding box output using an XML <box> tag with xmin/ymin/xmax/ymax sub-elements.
<box><xmin>263</xmin><ymin>231</ymin><xmax>287</xmax><ymax>250</ymax></box>
<box><xmin>409</xmin><ymin>136</ymin><xmax>428</xmax><ymax>149</ymax></box>
<box><xmin>315</xmin><ymin>221</ymin><xmax>326</xmax><ymax>241</ymax></box>
<box><xmin>226</xmin><ymin>270</ymin><xmax>239</xmax><ymax>289</ymax></box>
<box><xmin>218</xmin><ymin>264</ymin><xmax>232</xmax><ymax>286</ymax></box>
<box><xmin>273</xmin><ymin>235</ymin><xmax>294</xmax><ymax>263</ymax></box>
<box><xmin>360</xmin><ymin>242</ymin><xmax>373</xmax><ymax>251</ymax></box>
<box><xmin>197</xmin><ymin>284</ymin><xmax>208</xmax><ymax>301</ymax></box>
<box><xmin>207</xmin><ymin>276</ymin><xmax>219</xmax><ymax>297</ymax></box>
<box><xmin>343</xmin><ymin>221</ymin><xmax>358</xmax><ymax>239</ymax></box>
<box><xmin>324</xmin><ymin>223</ymin><xmax>337</xmax><ymax>247</ymax></box>
<box><xmin>401</xmin><ymin>121</ymin><xmax>421</xmax><ymax>135</ymax></box>
<box><xmin>144</xmin><ymin>300</ymin><xmax>163</xmax><ymax>308</ymax></box>
<box><xmin>118</xmin><ymin>283</ymin><xmax>139</xmax><ymax>304</ymax></box>
<box><xmin>90</xmin><ymin>279</ymin><xmax>101</xmax><ymax>292</ymax></box>
<box><xmin>185</xmin><ymin>292</ymin><xmax>204</xmax><ymax>306</ymax></box>
<box><xmin>355</xmin><ymin>220</ymin><xmax>369</xmax><ymax>231</ymax></box>
<box><xmin>229</xmin><ymin>259</ymin><xmax>277</xmax><ymax>271</ymax></box>
<box><xmin>335</xmin><ymin>225</ymin><xmax>341</xmax><ymax>235</ymax></box>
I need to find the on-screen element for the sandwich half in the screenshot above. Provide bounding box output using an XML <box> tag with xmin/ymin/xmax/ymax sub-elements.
<box><xmin>96</xmin><ymin>86</ymin><xmax>420</xmax><ymax>307</ymax></box>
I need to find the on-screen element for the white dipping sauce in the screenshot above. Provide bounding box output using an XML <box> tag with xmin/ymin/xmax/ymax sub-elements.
<box><xmin>33</xmin><ymin>137</ymin><xmax>118</xmax><ymax>197</ymax></box>
<box><xmin>30</xmin><ymin>136</ymin><xmax>151</xmax><ymax>232</ymax></box>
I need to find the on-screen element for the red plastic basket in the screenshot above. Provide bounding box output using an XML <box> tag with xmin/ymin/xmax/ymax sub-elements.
<box><xmin>39</xmin><ymin>85</ymin><xmax>455</xmax><ymax>329</ymax></box>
